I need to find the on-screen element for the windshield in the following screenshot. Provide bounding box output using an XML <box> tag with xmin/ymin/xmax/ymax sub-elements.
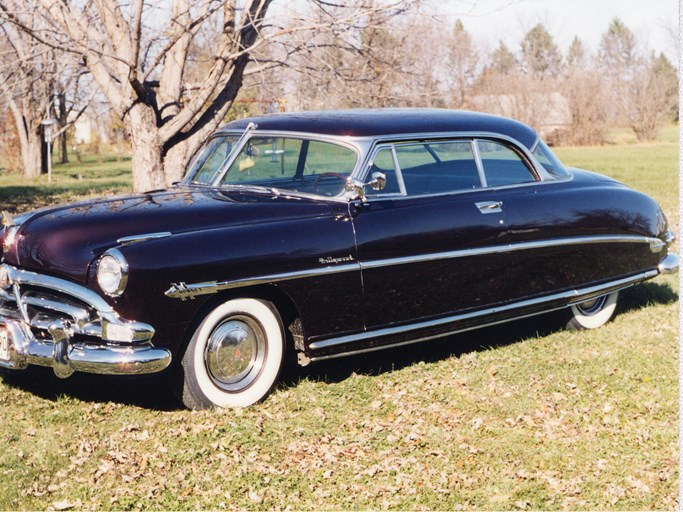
<box><xmin>532</xmin><ymin>140</ymin><xmax>570</xmax><ymax>179</ymax></box>
<box><xmin>186</xmin><ymin>136</ymin><xmax>240</xmax><ymax>184</ymax></box>
<box><xmin>189</xmin><ymin>135</ymin><xmax>358</xmax><ymax>197</ymax></box>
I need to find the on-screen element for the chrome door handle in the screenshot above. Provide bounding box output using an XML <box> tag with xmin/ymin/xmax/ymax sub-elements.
<box><xmin>475</xmin><ymin>201</ymin><xmax>503</xmax><ymax>214</ymax></box>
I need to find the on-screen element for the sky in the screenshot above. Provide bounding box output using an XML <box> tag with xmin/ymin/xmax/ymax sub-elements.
<box><xmin>434</xmin><ymin>0</ymin><xmax>678</xmax><ymax>60</ymax></box>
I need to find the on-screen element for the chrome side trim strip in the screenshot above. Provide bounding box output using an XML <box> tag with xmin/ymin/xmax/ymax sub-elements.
<box><xmin>360</xmin><ymin>235</ymin><xmax>661</xmax><ymax>270</ymax></box>
<box><xmin>117</xmin><ymin>232</ymin><xmax>172</xmax><ymax>245</ymax></box>
<box><xmin>308</xmin><ymin>270</ymin><xmax>657</xmax><ymax>355</ymax></box>
<box><xmin>165</xmin><ymin>262</ymin><xmax>361</xmax><ymax>300</ymax></box>
<box><xmin>164</xmin><ymin>235</ymin><xmax>661</xmax><ymax>300</ymax></box>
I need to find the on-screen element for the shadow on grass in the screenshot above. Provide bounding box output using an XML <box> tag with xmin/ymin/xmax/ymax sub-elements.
<box><xmin>0</xmin><ymin>182</ymin><xmax>129</xmax><ymax>213</ymax></box>
<box><xmin>0</xmin><ymin>367</ymin><xmax>179</xmax><ymax>411</ymax></box>
<box><xmin>0</xmin><ymin>281</ymin><xmax>677</xmax><ymax>411</ymax></box>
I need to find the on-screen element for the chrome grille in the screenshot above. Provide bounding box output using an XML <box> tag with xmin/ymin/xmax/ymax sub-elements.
<box><xmin>0</xmin><ymin>284</ymin><xmax>101</xmax><ymax>342</ymax></box>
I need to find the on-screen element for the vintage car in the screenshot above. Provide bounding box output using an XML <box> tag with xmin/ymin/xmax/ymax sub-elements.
<box><xmin>0</xmin><ymin>109</ymin><xmax>677</xmax><ymax>408</ymax></box>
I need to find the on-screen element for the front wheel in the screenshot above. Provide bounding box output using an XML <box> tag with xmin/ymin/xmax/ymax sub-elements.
<box><xmin>180</xmin><ymin>298</ymin><xmax>284</xmax><ymax>409</ymax></box>
<box><xmin>566</xmin><ymin>291</ymin><xmax>619</xmax><ymax>330</ymax></box>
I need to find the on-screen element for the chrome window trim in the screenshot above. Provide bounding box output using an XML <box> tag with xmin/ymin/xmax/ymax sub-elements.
<box><xmin>307</xmin><ymin>270</ymin><xmax>657</xmax><ymax>357</ymax></box>
<box><xmin>471</xmin><ymin>138</ymin><xmax>487</xmax><ymax>187</ymax></box>
<box><xmin>390</xmin><ymin>144</ymin><xmax>408</xmax><ymax>196</ymax></box>
<box><xmin>164</xmin><ymin>234</ymin><xmax>662</xmax><ymax>300</ymax></box>
<box><xmin>529</xmin><ymin>133</ymin><xmax>541</xmax><ymax>153</ymax></box>
<box><xmin>209</xmin><ymin>129</ymin><xmax>550</xmax><ymax>180</ymax></box>
<box><xmin>190</xmin><ymin>129</ymin><xmax>572</xmax><ymax>201</ymax></box>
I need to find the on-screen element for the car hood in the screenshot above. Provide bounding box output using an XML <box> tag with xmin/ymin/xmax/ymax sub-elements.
<box><xmin>3</xmin><ymin>186</ymin><xmax>337</xmax><ymax>284</ymax></box>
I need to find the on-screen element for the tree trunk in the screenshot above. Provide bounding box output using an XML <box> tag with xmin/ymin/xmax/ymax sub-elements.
<box><xmin>40</xmin><ymin>134</ymin><xmax>48</xmax><ymax>174</ymax></box>
<box><xmin>128</xmin><ymin>104</ymin><xmax>166</xmax><ymax>192</ymax></box>
<box><xmin>164</xmin><ymin>142</ymin><xmax>195</xmax><ymax>185</ymax></box>
<box><xmin>9</xmin><ymin>100</ymin><xmax>41</xmax><ymax>178</ymax></box>
<box><xmin>23</xmin><ymin>134</ymin><xmax>41</xmax><ymax>179</ymax></box>
<box><xmin>58</xmin><ymin>92</ymin><xmax>68</xmax><ymax>164</ymax></box>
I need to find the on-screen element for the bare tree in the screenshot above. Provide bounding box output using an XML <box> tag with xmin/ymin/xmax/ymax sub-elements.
<box><xmin>598</xmin><ymin>18</ymin><xmax>677</xmax><ymax>140</ymax></box>
<box><xmin>560</xmin><ymin>38</ymin><xmax>609</xmax><ymax>145</ymax></box>
<box><xmin>0</xmin><ymin>12</ymin><xmax>90</xmax><ymax>177</ymax></box>
<box><xmin>0</xmin><ymin>17</ymin><xmax>57</xmax><ymax>177</ymax></box>
<box><xmin>445</xmin><ymin>19</ymin><xmax>479</xmax><ymax>108</ymax></box>
<box><xmin>626</xmin><ymin>53</ymin><xmax>678</xmax><ymax>141</ymax></box>
<box><xmin>0</xmin><ymin>0</ymin><xmax>414</xmax><ymax>191</ymax></box>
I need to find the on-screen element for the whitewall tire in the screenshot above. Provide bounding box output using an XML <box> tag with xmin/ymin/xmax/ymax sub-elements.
<box><xmin>180</xmin><ymin>298</ymin><xmax>284</xmax><ymax>409</ymax></box>
<box><xmin>566</xmin><ymin>291</ymin><xmax>619</xmax><ymax>330</ymax></box>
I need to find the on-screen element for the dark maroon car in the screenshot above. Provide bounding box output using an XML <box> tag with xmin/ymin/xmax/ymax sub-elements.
<box><xmin>0</xmin><ymin>109</ymin><xmax>677</xmax><ymax>408</ymax></box>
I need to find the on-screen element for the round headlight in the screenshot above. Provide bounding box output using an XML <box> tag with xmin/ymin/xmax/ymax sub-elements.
<box><xmin>97</xmin><ymin>249</ymin><xmax>128</xmax><ymax>297</ymax></box>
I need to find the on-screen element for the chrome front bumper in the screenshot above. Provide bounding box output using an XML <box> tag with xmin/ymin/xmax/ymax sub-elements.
<box><xmin>0</xmin><ymin>316</ymin><xmax>171</xmax><ymax>377</ymax></box>
<box><xmin>658</xmin><ymin>253</ymin><xmax>679</xmax><ymax>275</ymax></box>
<box><xmin>0</xmin><ymin>264</ymin><xmax>171</xmax><ymax>378</ymax></box>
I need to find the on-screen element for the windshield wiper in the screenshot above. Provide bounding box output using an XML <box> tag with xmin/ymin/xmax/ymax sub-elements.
<box><xmin>221</xmin><ymin>183</ymin><xmax>282</xmax><ymax>196</ymax></box>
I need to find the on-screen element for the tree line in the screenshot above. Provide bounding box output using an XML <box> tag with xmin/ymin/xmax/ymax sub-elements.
<box><xmin>265</xmin><ymin>14</ymin><xmax>677</xmax><ymax>146</ymax></box>
<box><xmin>0</xmin><ymin>1</ymin><xmax>677</xmax><ymax>191</ymax></box>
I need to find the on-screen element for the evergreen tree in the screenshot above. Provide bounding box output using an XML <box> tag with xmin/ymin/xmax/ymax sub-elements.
<box><xmin>520</xmin><ymin>23</ymin><xmax>562</xmax><ymax>77</ymax></box>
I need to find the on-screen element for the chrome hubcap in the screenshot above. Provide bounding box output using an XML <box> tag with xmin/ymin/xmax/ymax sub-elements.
<box><xmin>205</xmin><ymin>316</ymin><xmax>266</xmax><ymax>392</ymax></box>
<box><xmin>575</xmin><ymin>295</ymin><xmax>608</xmax><ymax>316</ymax></box>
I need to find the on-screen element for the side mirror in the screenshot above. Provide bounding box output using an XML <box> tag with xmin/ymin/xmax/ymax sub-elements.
<box><xmin>344</xmin><ymin>172</ymin><xmax>387</xmax><ymax>203</ymax></box>
<box><xmin>368</xmin><ymin>172</ymin><xmax>386</xmax><ymax>191</ymax></box>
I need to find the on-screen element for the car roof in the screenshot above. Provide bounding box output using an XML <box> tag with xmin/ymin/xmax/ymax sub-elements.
<box><xmin>219</xmin><ymin>108</ymin><xmax>539</xmax><ymax>149</ymax></box>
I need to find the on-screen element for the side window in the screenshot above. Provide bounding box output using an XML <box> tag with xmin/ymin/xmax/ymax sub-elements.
<box><xmin>477</xmin><ymin>141</ymin><xmax>537</xmax><ymax>186</ymax></box>
<box><xmin>393</xmin><ymin>141</ymin><xmax>481</xmax><ymax>196</ymax></box>
<box><xmin>531</xmin><ymin>140</ymin><xmax>571</xmax><ymax>179</ymax></box>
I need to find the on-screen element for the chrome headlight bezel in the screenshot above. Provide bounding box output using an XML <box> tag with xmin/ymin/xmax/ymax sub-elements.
<box><xmin>96</xmin><ymin>249</ymin><xmax>129</xmax><ymax>297</ymax></box>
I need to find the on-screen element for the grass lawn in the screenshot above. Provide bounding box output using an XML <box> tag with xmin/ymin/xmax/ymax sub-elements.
<box><xmin>0</xmin><ymin>132</ymin><xmax>678</xmax><ymax>510</ymax></box>
<box><xmin>0</xmin><ymin>154</ymin><xmax>132</xmax><ymax>213</ymax></box>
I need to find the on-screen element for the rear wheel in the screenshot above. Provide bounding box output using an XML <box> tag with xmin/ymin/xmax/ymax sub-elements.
<box><xmin>180</xmin><ymin>298</ymin><xmax>284</xmax><ymax>409</ymax></box>
<box><xmin>566</xmin><ymin>291</ymin><xmax>619</xmax><ymax>330</ymax></box>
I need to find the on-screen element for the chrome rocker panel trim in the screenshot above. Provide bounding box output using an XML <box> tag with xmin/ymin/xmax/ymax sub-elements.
<box><xmin>307</xmin><ymin>269</ymin><xmax>660</xmax><ymax>361</ymax></box>
<box><xmin>0</xmin><ymin>264</ymin><xmax>171</xmax><ymax>377</ymax></box>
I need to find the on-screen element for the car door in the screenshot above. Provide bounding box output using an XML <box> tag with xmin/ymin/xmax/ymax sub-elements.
<box><xmin>351</xmin><ymin>140</ymin><xmax>510</xmax><ymax>333</ymax></box>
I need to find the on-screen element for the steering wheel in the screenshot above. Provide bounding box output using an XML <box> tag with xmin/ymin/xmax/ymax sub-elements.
<box><xmin>312</xmin><ymin>172</ymin><xmax>348</xmax><ymax>195</ymax></box>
